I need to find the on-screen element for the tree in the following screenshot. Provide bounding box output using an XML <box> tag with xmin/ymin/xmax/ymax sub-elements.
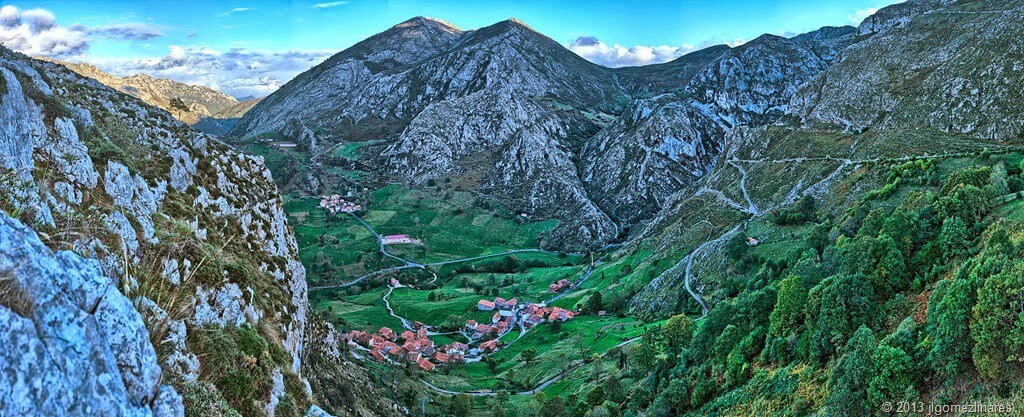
<box><xmin>769</xmin><ymin>275</ymin><xmax>807</xmax><ymax>337</ymax></box>
<box><xmin>452</xmin><ymin>394</ymin><xmax>473</xmax><ymax>417</ymax></box>
<box><xmin>586</xmin><ymin>386</ymin><xmax>606</xmax><ymax>408</ymax></box>
<box><xmin>550</xmin><ymin>320</ymin><xmax>562</xmax><ymax>334</ymax></box>
<box><xmin>584</xmin><ymin>406</ymin><xmax>611</xmax><ymax>417</ymax></box>
<box><xmin>521</xmin><ymin>348</ymin><xmax>538</xmax><ymax>365</ymax></box>
<box><xmin>714</xmin><ymin>325</ymin><xmax>743</xmax><ymax>363</ymax></box>
<box><xmin>971</xmin><ymin>268</ymin><xmax>1024</xmax><ymax>379</ymax></box>
<box><xmin>493</xmin><ymin>391</ymin><xmax>509</xmax><ymax>407</ymax></box>
<box><xmin>586</xmin><ymin>291</ymin><xmax>604</xmax><ymax>313</ymax></box>
<box><xmin>937</xmin><ymin>217</ymin><xmax>969</xmax><ymax>262</ymax></box>
<box><xmin>532</xmin><ymin>392</ymin><xmax>546</xmax><ymax>407</ymax></box>
<box><xmin>541</xmin><ymin>396</ymin><xmax>565</xmax><ymax>417</ymax></box>
<box><xmin>603</xmin><ymin>373</ymin><xmax>625</xmax><ymax>403</ymax></box>
<box><xmin>589</xmin><ymin>356</ymin><xmax>602</xmax><ymax>381</ymax></box>
<box><xmin>825</xmin><ymin>326</ymin><xmax>876</xmax><ymax>416</ymax></box>
<box><xmin>926</xmin><ymin>278</ymin><xmax>975</xmax><ymax>376</ymax></box>
<box><xmin>869</xmin><ymin>345</ymin><xmax>916</xmax><ymax>406</ymax></box>
<box><xmin>630</xmin><ymin>333</ymin><xmax>659</xmax><ymax>373</ymax></box>
<box><xmin>169</xmin><ymin>97</ymin><xmax>189</xmax><ymax>112</ymax></box>
<box><xmin>427</xmin><ymin>291</ymin><xmax>437</xmax><ymax>302</ymax></box>
<box><xmin>808</xmin><ymin>273</ymin><xmax>877</xmax><ymax>361</ymax></box>
<box><xmin>798</xmin><ymin>195</ymin><xmax>817</xmax><ymax>221</ymax></box>
<box><xmin>664</xmin><ymin>314</ymin><xmax>696</xmax><ymax>350</ymax></box>
<box><xmin>665</xmin><ymin>379</ymin><xmax>689</xmax><ymax>412</ymax></box>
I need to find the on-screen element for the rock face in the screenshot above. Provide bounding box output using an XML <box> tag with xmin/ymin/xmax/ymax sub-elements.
<box><xmin>233</xmin><ymin>16</ymin><xmax>855</xmax><ymax>248</ymax></box>
<box><xmin>282</xmin><ymin>118</ymin><xmax>318</xmax><ymax>153</ymax></box>
<box><xmin>0</xmin><ymin>214</ymin><xmax>179</xmax><ymax>416</ymax></box>
<box><xmin>791</xmin><ymin>0</ymin><xmax>1024</xmax><ymax>140</ymax></box>
<box><xmin>233</xmin><ymin>17</ymin><xmax>628</xmax><ymax>248</ymax></box>
<box><xmin>47</xmin><ymin>59</ymin><xmax>251</xmax><ymax>127</ymax></box>
<box><xmin>580</xmin><ymin>94</ymin><xmax>725</xmax><ymax>224</ymax></box>
<box><xmin>581</xmin><ymin>26</ymin><xmax>853</xmax><ymax>224</ymax></box>
<box><xmin>0</xmin><ymin>46</ymin><xmax>322</xmax><ymax>416</ymax></box>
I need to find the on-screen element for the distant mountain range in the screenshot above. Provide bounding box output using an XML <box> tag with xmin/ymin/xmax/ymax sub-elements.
<box><xmin>230</xmin><ymin>16</ymin><xmax>854</xmax><ymax>249</ymax></box>
<box><xmin>45</xmin><ymin>59</ymin><xmax>261</xmax><ymax>132</ymax></box>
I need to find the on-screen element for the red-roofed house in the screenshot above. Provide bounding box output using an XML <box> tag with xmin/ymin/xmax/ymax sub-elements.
<box><xmin>417</xmin><ymin>357</ymin><xmax>435</xmax><ymax>371</ymax></box>
<box><xmin>549</xmin><ymin>279</ymin><xmax>571</xmax><ymax>293</ymax></box>
<box><xmin>379</xmin><ymin>327</ymin><xmax>396</xmax><ymax>341</ymax></box>
<box><xmin>477</xmin><ymin>300</ymin><xmax>495</xmax><ymax>311</ymax></box>
<box><xmin>433</xmin><ymin>351</ymin><xmax>450</xmax><ymax>363</ymax></box>
<box><xmin>479</xmin><ymin>340</ymin><xmax>501</xmax><ymax>353</ymax></box>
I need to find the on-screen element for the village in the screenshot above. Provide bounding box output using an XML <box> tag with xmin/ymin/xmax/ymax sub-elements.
<box><xmin>319</xmin><ymin>194</ymin><xmax>362</xmax><ymax>214</ymax></box>
<box><xmin>342</xmin><ymin>278</ymin><xmax>581</xmax><ymax>372</ymax></box>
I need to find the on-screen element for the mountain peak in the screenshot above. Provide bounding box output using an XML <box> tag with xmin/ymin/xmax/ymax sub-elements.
<box><xmin>486</xmin><ymin>17</ymin><xmax>537</xmax><ymax>33</ymax></box>
<box><xmin>394</xmin><ymin>16</ymin><xmax>461</xmax><ymax>32</ymax></box>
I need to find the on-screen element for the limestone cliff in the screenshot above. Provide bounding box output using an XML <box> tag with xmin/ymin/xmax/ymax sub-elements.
<box><xmin>0</xmin><ymin>46</ymin><xmax>375</xmax><ymax>417</ymax></box>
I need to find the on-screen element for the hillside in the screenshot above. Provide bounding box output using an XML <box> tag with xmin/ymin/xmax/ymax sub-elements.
<box><xmin>230</xmin><ymin>1</ymin><xmax>1024</xmax><ymax>416</ymax></box>
<box><xmin>0</xmin><ymin>47</ymin><xmax>393</xmax><ymax>416</ymax></box>
<box><xmin>600</xmin><ymin>0</ymin><xmax>1024</xmax><ymax>415</ymax></box>
<box><xmin>231</xmin><ymin>17</ymin><xmax>852</xmax><ymax>249</ymax></box>
<box><xmin>47</xmin><ymin>59</ymin><xmax>254</xmax><ymax>128</ymax></box>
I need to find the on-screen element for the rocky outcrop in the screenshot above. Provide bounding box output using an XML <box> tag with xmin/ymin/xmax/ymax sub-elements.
<box><xmin>0</xmin><ymin>213</ymin><xmax>181</xmax><ymax>416</ymax></box>
<box><xmin>581</xmin><ymin>94</ymin><xmax>724</xmax><ymax>224</ymax></box>
<box><xmin>0</xmin><ymin>46</ymin><xmax>320</xmax><ymax>416</ymax></box>
<box><xmin>580</xmin><ymin>26</ymin><xmax>853</xmax><ymax>225</ymax></box>
<box><xmin>282</xmin><ymin>118</ymin><xmax>318</xmax><ymax>153</ymax></box>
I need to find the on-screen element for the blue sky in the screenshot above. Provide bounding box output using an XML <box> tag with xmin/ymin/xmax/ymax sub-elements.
<box><xmin>0</xmin><ymin>0</ymin><xmax>901</xmax><ymax>97</ymax></box>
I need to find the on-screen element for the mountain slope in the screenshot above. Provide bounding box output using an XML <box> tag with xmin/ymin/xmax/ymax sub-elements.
<box><xmin>791</xmin><ymin>0</ymin><xmax>1024</xmax><ymax>139</ymax></box>
<box><xmin>233</xmin><ymin>17</ymin><xmax>631</xmax><ymax>249</ymax></box>
<box><xmin>580</xmin><ymin>26</ymin><xmax>854</xmax><ymax>224</ymax></box>
<box><xmin>0</xmin><ymin>46</ymin><xmax>391</xmax><ymax>416</ymax></box>
<box><xmin>48</xmin><ymin>59</ymin><xmax>247</xmax><ymax>126</ymax></box>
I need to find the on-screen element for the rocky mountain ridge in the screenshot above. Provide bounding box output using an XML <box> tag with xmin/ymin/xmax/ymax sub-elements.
<box><xmin>233</xmin><ymin>17</ymin><xmax>855</xmax><ymax>249</ymax></box>
<box><xmin>0</xmin><ymin>46</ymin><xmax>383</xmax><ymax>416</ymax></box>
<box><xmin>46</xmin><ymin>59</ymin><xmax>254</xmax><ymax>127</ymax></box>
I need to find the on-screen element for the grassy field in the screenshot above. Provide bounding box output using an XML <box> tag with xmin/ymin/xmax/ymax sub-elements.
<box><xmin>289</xmin><ymin>184</ymin><xmax>568</xmax><ymax>285</ymax></box>
<box><xmin>424</xmin><ymin>316</ymin><xmax>655</xmax><ymax>392</ymax></box>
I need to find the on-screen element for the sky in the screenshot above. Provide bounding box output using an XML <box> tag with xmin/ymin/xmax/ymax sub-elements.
<box><xmin>0</xmin><ymin>0</ymin><xmax>902</xmax><ymax>98</ymax></box>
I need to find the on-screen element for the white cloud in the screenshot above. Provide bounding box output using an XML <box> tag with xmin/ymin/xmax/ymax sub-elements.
<box><xmin>567</xmin><ymin>36</ymin><xmax>696</xmax><ymax>68</ymax></box>
<box><xmin>313</xmin><ymin>1</ymin><xmax>349</xmax><ymax>9</ymax></box>
<box><xmin>74</xmin><ymin>22</ymin><xmax>164</xmax><ymax>40</ymax></box>
<box><xmin>91</xmin><ymin>45</ymin><xmax>333</xmax><ymax>98</ymax></box>
<box><xmin>848</xmin><ymin>7</ymin><xmax>879</xmax><ymax>24</ymax></box>
<box><xmin>220</xmin><ymin>7</ymin><xmax>254</xmax><ymax>16</ymax></box>
<box><xmin>0</xmin><ymin>5</ymin><xmax>88</xmax><ymax>56</ymax></box>
<box><xmin>0</xmin><ymin>5</ymin><xmax>162</xmax><ymax>57</ymax></box>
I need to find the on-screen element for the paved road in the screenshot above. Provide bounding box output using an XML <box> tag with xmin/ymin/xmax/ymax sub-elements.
<box><xmin>727</xmin><ymin>160</ymin><xmax>760</xmax><ymax>215</ymax></box>
<box><xmin>309</xmin><ymin>214</ymin><xmax>561</xmax><ymax>291</ymax></box>
<box><xmin>348</xmin><ymin>213</ymin><xmax>423</xmax><ymax>267</ymax></box>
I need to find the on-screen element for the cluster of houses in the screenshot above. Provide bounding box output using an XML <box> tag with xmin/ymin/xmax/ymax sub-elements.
<box><xmin>521</xmin><ymin>303</ymin><xmax>577</xmax><ymax>326</ymax></box>
<box><xmin>548</xmin><ymin>278</ymin><xmax>572</xmax><ymax>293</ymax></box>
<box><xmin>342</xmin><ymin>295</ymin><xmax>581</xmax><ymax>371</ymax></box>
<box><xmin>319</xmin><ymin>194</ymin><xmax>362</xmax><ymax>214</ymax></box>
<box><xmin>345</xmin><ymin>326</ymin><xmax>466</xmax><ymax>371</ymax></box>
<box><xmin>472</xmin><ymin>296</ymin><xmax>578</xmax><ymax>333</ymax></box>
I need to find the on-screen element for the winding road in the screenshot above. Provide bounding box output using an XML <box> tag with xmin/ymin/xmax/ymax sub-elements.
<box><xmin>308</xmin><ymin>213</ymin><xmax>562</xmax><ymax>291</ymax></box>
